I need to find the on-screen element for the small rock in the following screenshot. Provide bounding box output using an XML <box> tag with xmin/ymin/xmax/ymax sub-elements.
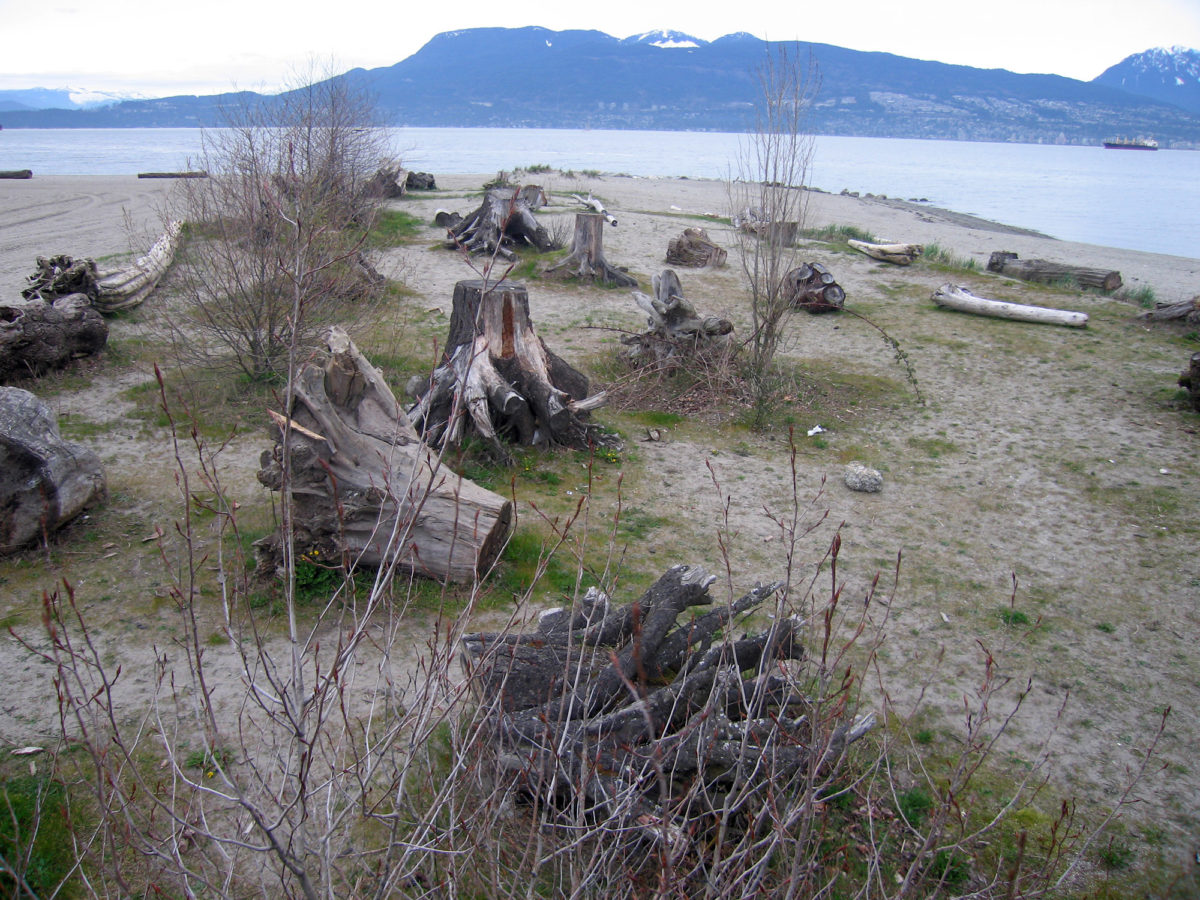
<box><xmin>844</xmin><ymin>462</ymin><xmax>883</xmax><ymax>493</ymax></box>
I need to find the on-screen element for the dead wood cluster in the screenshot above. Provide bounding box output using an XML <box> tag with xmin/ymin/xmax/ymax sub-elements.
<box><xmin>783</xmin><ymin>262</ymin><xmax>845</xmax><ymax>312</ymax></box>
<box><xmin>623</xmin><ymin>269</ymin><xmax>733</xmax><ymax>367</ymax></box>
<box><xmin>666</xmin><ymin>227</ymin><xmax>727</xmax><ymax>268</ymax></box>
<box><xmin>1</xmin><ymin>294</ymin><xmax>108</xmax><ymax>380</ymax></box>
<box><xmin>461</xmin><ymin>564</ymin><xmax>875</xmax><ymax>847</ymax></box>
<box><xmin>442</xmin><ymin>186</ymin><xmax>554</xmax><ymax>260</ymax></box>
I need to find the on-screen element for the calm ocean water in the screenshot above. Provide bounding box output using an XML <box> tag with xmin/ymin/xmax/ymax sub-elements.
<box><xmin>2</xmin><ymin>127</ymin><xmax>1197</xmax><ymax>259</ymax></box>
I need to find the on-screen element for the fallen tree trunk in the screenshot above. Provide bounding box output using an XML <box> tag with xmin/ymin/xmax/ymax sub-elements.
<box><xmin>1141</xmin><ymin>295</ymin><xmax>1200</xmax><ymax>324</ymax></box>
<box><xmin>445</xmin><ymin>185</ymin><xmax>554</xmax><ymax>260</ymax></box>
<box><xmin>932</xmin><ymin>283</ymin><xmax>1088</xmax><ymax>327</ymax></box>
<box><xmin>136</xmin><ymin>171</ymin><xmax>207</xmax><ymax>179</ymax></box>
<box><xmin>1</xmin><ymin>386</ymin><xmax>106</xmax><ymax>554</ymax></box>
<box><xmin>408</xmin><ymin>280</ymin><xmax>616</xmax><ymax>463</ymax></box>
<box><xmin>783</xmin><ymin>262</ymin><xmax>845</xmax><ymax>312</ymax></box>
<box><xmin>623</xmin><ymin>269</ymin><xmax>732</xmax><ymax>366</ymax></box>
<box><xmin>546</xmin><ymin>212</ymin><xmax>636</xmax><ymax>287</ymax></box>
<box><xmin>666</xmin><ymin>227</ymin><xmax>727</xmax><ymax>267</ymax></box>
<box><xmin>461</xmin><ymin>564</ymin><xmax>876</xmax><ymax>848</ymax></box>
<box><xmin>0</xmin><ymin>170</ymin><xmax>33</xmax><ymax>180</ymax></box>
<box><xmin>256</xmin><ymin>328</ymin><xmax>513</xmax><ymax>583</ymax></box>
<box><xmin>848</xmin><ymin>239</ymin><xmax>923</xmax><ymax>265</ymax></box>
<box><xmin>987</xmin><ymin>251</ymin><xmax>1122</xmax><ymax>292</ymax></box>
<box><xmin>1</xmin><ymin>294</ymin><xmax>108</xmax><ymax>380</ymax></box>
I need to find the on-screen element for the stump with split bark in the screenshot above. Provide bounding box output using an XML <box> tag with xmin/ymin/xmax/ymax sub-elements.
<box><xmin>256</xmin><ymin>328</ymin><xmax>513</xmax><ymax>583</ymax></box>
<box><xmin>987</xmin><ymin>251</ymin><xmax>1123</xmax><ymax>292</ymax></box>
<box><xmin>409</xmin><ymin>280</ymin><xmax>615</xmax><ymax>463</ymax></box>
<box><xmin>666</xmin><ymin>227</ymin><xmax>727</xmax><ymax>268</ymax></box>
<box><xmin>546</xmin><ymin>213</ymin><xmax>636</xmax><ymax>287</ymax></box>
<box><xmin>784</xmin><ymin>262</ymin><xmax>845</xmax><ymax>312</ymax></box>
<box><xmin>445</xmin><ymin>186</ymin><xmax>554</xmax><ymax>261</ymax></box>
<box><xmin>623</xmin><ymin>269</ymin><xmax>733</xmax><ymax>366</ymax></box>
<box><xmin>1</xmin><ymin>386</ymin><xmax>106</xmax><ymax>554</ymax></box>
<box><xmin>1</xmin><ymin>294</ymin><xmax>108</xmax><ymax>380</ymax></box>
<box><xmin>461</xmin><ymin>563</ymin><xmax>876</xmax><ymax>847</ymax></box>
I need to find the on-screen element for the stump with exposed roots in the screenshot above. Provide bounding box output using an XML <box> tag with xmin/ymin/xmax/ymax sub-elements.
<box><xmin>546</xmin><ymin>213</ymin><xmax>636</xmax><ymax>287</ymax></box>
<box><xmin>409</xmin><ymin>280</ymin><xmax>616</xmax><ymax>463</ymax></box>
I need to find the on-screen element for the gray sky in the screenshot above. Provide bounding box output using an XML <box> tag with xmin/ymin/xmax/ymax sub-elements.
<box><xmin>3</xmin><ymin>0</ymin><xmax>1199</xmax><ymax>96</ymax></box>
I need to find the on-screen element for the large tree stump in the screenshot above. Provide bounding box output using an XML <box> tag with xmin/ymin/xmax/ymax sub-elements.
<box><xmin>546</xmin><ymin>213</ymin><xmax>637</xmax><ymax>287</ymax></box>
<box><xmin>623</xmin><ymin>269</ymin><xmax>733</xmax><ymax>367</ymax></box>
<box><xmin>987</xmin><ymin>251</ymin><xmax>1122</xmax><ymax>292</ymax></box>
<box><xmin>666</xmin><ymin>227</ymin><xmax>727</xmax><ymax>267</ymax></box>
<box><xmin>1</xmin><ymin>387</ymin><xmax>106</xmax><ymax>554</ymax></box>
<box><xmin>1180</xmin><ymin>352</ymin><xmax>1200</xmax><ymax>412</ymax></box>
<box><xmin>445</xmin><ymin>186</ymin><xmax>555</xmax><ymax>261</ymax></box>
<box><xmin>1</xmin><ymin>294</ymin><xmax>108</xmax><ymax>381</ymax></box>
<box><xmin>461</xmin><ymin>564</ymin><xmax>875</xmax><ymax>847</ymax></box>
<box><xmin>256</xmin><ymin>328</ymin><xmax>513</xmax><ymax>583</ymax></box>
<box><xmin>783</xmin><ymin>262</ymin><xmax>846</xmax><ymax>312</ymax></box>
<box><xmin>409</xmin><ymin>280</ymin><xmax>614</xmax><ymax>463</ymax></box>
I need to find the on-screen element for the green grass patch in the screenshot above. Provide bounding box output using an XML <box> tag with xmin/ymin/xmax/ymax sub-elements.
<box><xmin>803</xmin><ymin>223</ymin><xmax>876</xmax><ymax>244</ymax></box>
<box><xmin>366</xmin><ymin>209</ymin><xmax>424</xmax><ymax>248</ymax></box>
<box><xmin>0</xmin><ymin>772</ymin><xmax>78</xmax><ymax>897</ymax></box>
<box><xmin>921</xmin><ymin>243</ymin><xmax>980</xmax><ymax>272</ymax></box>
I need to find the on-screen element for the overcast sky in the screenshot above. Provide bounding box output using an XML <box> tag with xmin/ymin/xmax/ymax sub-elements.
<box><xmin>3</xmin><ymin>0</ymin><xmax>1199</xmax><ymax>97</ymax></box>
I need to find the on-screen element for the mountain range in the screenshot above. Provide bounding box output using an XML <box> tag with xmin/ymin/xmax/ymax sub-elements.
<box><xmin>2</xmin><ymin>29</ymin><xmax>1198</xmax><ymax>147</ymax></box>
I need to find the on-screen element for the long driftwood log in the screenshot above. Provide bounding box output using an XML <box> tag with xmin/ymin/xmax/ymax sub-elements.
<box><xmin>461</xmin><ymin>564</ymin><xmax>876</xmax><ymax>847</ymax></box>
<box><xmin>848</xmin><ymin>239</ymin><xmax>924</xmax><ymax>266</ymax></box>
<box><xmin>784</xmin><ymin>262</ymin><xmax>846</xmax><ymax>312</ymax></box>
<box><xmin>547</xmin><ymin>212</ymin><xmax>636</xmax><ymax>287</ymax></box>
<box><xmin>932</xmin><ymin>283</ymin><xmax>1088</xmax><ymax>327</ymax></box>
<box><xmin>624</xmin><ymin>269</ymin><xmax>733</xmax><ymax>366</ymax></box>
<box><xmin>1</xmin><ymin>386</ymin><xmax>106</xmax><ymax>554</ymax></box>
<box><xmin>1</xmin><ymin>294</ymin><xmax>108</xmax><ymax>381</ymax></box>
<box><xmin>256</xmin><ymin>328</ymin><xmax>513</xmax><ymax>583</ymax></box>
<box><xmin>409</xmin><ymin>280</ymin><xmax>614</xmax><ymax>463</ymax></box>
<box><xmin>666</xmin><ymin>227</ymin><xmax>727</xmax><ymax>268</ymax></box>
<box><xmin>1141</xmin><ymin>295</ymin><xmax>1200</xmax><ymax>324</ymax></box>
<box><xmin>0</xmin><ymin>170</ymin><xmax>33</xmax><ymax>180</ymax></box>
<box><xmin>987</xmin><ymin>251</ymin><xmax>1122</xmax><ymax>292</ymax></box>
<box><xmin>444</xmin><ymin>186</ymin><xmax>554</xmax><ymax>260</ymax></box>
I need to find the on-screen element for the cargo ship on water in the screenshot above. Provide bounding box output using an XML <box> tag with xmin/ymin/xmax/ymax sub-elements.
<box><xmin>1103</xmin><ymin>136</ymin><xmax>1159</xmax><ymax>150</ymax></box>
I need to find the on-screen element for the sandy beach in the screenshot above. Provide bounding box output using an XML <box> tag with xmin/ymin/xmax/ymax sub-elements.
<box><xmin>2</xmin><ymin>172</ymin><xmax>1199</xmax><ymax>881</ymax></box>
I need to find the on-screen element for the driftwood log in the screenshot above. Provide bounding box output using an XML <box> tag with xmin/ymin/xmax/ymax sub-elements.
<box><xmin>932</xmin><ymin>283</ymin><xmax>1088</xmax><ymax>327</ymax></box>
<box><xmin>21</xmin><ymin>222</ymin><xmax>182</xmax><ymax>313</ymax></box>
<box><xmin>1</xmin><ymin>386</ymin><xmax>106</xmax><ymax>554</ymax></box>
<box><xmin>624</xmin><ymin>269</ymin><xmax>733</xmax><ymax>366</ymax></box>
<box><xmin>1141</xmin><ymin>295</ymin><xmax>1200</xmax><ymax>324</ymax></box>
<box><xmin>666</xmin><ymin>227</ymin><xmax>727</xmax><ymax>268</ymax></box>
<box><xmin>1180</xmin><ymin>352</ymin><xmax>1200</xmax><ymax>412</ymax></box>
<box><xmin>546</xmin><ymin>213</ymin><xmax>636</xmax><ymax>287</ymax></box>
<box><xmin>409</xmin><ymin>280</ymin><xmax>615</xmax><ymax>463</ymax></box>
<box><xmin>783</xmin><ymin>262</ymin><xmax>845</xmax><ymax>312</ymax></box>
<box><xmin>1</xmin><ymin>170</ymin><xmax>34</xmax><ymax>180</ymax></box>
<box><xmin>461</xmin><ymin>564</ymin><xmax>876</xmax><ymax>846</ymax></box>
<box><xmin>444</xmin><ymin>186</ymin><xmax>554</xmax><ymax>260</ymax></box>
<box><xmin>256</xmin><ymin>328</ymin><xmax>513</xmax><ymax>583</ymax></box>
<box><xmin>136</xmin><ymin>171</ymin><xmax>207</xmax><ymax>179</ymax></box>
<box><xmin>848</xmin><ymin>239</ymin><xmax>923</xmax><ymax>266</ymax></box>
<box><xmin>1</xmin><ymin>294</ymin><xmax>108</xmax><ymax>381</ymax></box>
<box><xmin>987</xmin><ymin>251</ymin><xmax>1122</xmax><ymax>292</ymax></box>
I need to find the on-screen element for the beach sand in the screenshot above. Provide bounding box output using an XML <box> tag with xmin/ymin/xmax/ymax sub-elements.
<box><xmin>2</xmin><ymin>173</ymin><xmax>1199</xmax><ymax>876</ymax></box>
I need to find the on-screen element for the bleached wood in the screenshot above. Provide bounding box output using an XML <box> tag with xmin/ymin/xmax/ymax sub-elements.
<box><xmin>932</xmin><ymin>283</ymin><xmax>1088</xmax><ymax>327</ymax></box>
<box><xmin>848</xmin><ymin>239</ymin><xmax>924</xmax><ymax>265</ymax></box>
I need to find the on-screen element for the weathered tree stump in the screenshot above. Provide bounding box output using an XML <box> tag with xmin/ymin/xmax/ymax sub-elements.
<box><xmin>1141</xmin><ymin>295</ymin><xmax>1200</xmax><ymax>324</ymax></box>
<box><xmin>408</xmin><ymin>280</ymin><xmax>615</xmax><ymax>463</ymax></box>
<box><xmin>546</xmin><ymin>213</ymin><xmax>636</xmax><ymax>287</ymax></box>
<box><xmin>733</xmin><ymin>208</ymin><xmax>799</xmax><ymax>246</ymax></box>
<box><xmin>932</xmin><ymin>283</ymin><xmax>1088</xmax><ymax>327</ymax></box>
<box><xmin>666</xmin><ymin>227</ymin><xmax>727</xmax><ymax>267</ymax></box>
<box><xmin>783</xmin><ymin>262</ymin><xmax>846</xmax><ymax>312</ymax></box>
<box><xmin>256</xmin><ymin>328</ymin><xmax>513</xmax><ymax>583</ymax></box>
<box><xmin>445</xmin><ymin>186</ymin><xmax>555</xmax><ymax>260</ymax></box>
<box><xmin>623</xmin><ymin>269</ymin><xmax>733</xmax><ymax>366</ymax></box>
<box><xmin>987</xmin><ymin>251</ymin><xmax>1122</xmax><ymax>292</ymax></box>
<box><xmin>461</xmin><ymin>564</ymin><xmax>875</xmax><ymax>846</ymax></box>
<box><xmin>1180</xmin><ymin>352</ymin><xmax>1200</xmax><ymax>412</ymax></box>
<box><xmin>1</xmin><ymin>294</ymin><xmax>108</xmax><ymax>381</ymax></box>
<box><xmin>1</xmin><ymin>386</ymin><xmax>106</xmax><ymax>554</ymax></box>
<box><xmin>364</xmin><ymin>164</ymin><xmax>407</xmax><ymax>199</ymax></box>
<box><xmin>848</xmin><ymin>239</ymin><xmax>924</xmax><ymax>265</ymax></box>
<box><xmin>405</xmin><ymin>171</ymin><xmax>437</xmax><ymax>190</ymax></box>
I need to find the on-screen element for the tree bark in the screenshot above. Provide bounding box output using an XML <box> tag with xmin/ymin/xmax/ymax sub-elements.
<box><xmin>546</xmin><ymin>213</ymin><xmax>636</xmax><ymax>287</ymax></box>
<box><xmin>666</xmin><ymin>227</ymin><xmax>727</xmax><ymax>267</ymax></box>
<box><xmin>783</xmin><ymin>262</ymin><xmax>845</xmax><ymax>312</ymax></box>
<box><xmin>932</xmin><ymin>283</ymin><xmax>1088</xmax><ymax>327</ymax></box>
<box><xmin>256</xmin><ymin>327</ymin><xmax>513</xmax><ymax>583</ymax></box>
<box><xmin>444</xmin><ymin>186</ymin><xmax>554</xmax><ymax>260</ymax></box>
<box><xmin>1</xmin><ymin>386</ymin><xmax>106</xmax><ymax>554</ymax></box>
<box><xmin>1180</xmin><ymin>352</ymin><xmax>1200</xmax><ymax>412</ymax></box>
<box><xmin>408</xmin><ymin>280</ymin><xmax>615</xmax><ymax>463</ymax></box>
<box><xmin>624</xmin><ymin>269</ymin><xmax>733</xmax><ymax>366</ymax></box>
<box><xmin>1141</xmin><ymin>296</ymin><xmax>1200</xmax><ymax>324</ymax></box>
<box><xmin>1</xmin><ymin>294</ymin><xmax>108</xmax><ymax>380</ymax></box>
<box><xmin>987</xmin><ymin>251</ymin><xmax>1122</xmax><ymax>292</ymax></box>
<box><xmin>848</xmin><ymin>239</ymin><xmax>924</xmax><ymax>265</ymax></box>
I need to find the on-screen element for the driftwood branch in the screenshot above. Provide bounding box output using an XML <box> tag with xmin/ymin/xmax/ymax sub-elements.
<box><xmin>932</xmin><ymin>283</ymin><xmax>1088</xmax><ymax>327</ymax></box>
